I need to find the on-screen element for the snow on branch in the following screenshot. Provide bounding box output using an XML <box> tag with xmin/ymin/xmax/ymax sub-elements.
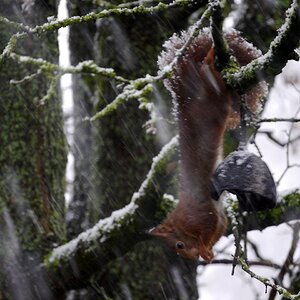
<box><xmin>42</xmin><ymin>133</ymin><xmax>300</xmax><ymax>293</ymax></box>
<box><xmin>9</xmin><ymin>53</ymin><xmax>129</xmax><ymax>84</ymax></box>
<box><xmin>1</xmin><ymin>1</ymin><xmax>299</xmax><ymax>119</ymax></box>
<box><xmin>237</xmin><ymin>256</ymin><xmax>300</xmax><ymax>300</ymax></box>
<box><xmin>90</xmin><ymin>0</ymin><xmax>299</xmax><ymax>121</ymax></box>
<box><xmin>43</xmin><ymin>136</ymin><xmax>179</xmax><ymax>293</ymax></box>
<box><xmin>32</xmin><ymin>1</ymin><xmax>183</xmax><ymax>34</ymax></box>
<box><xmin>89</xmin><ymin>2</ymin><xmax>215</xmax><ymax>121</ymax></box>
<box><xmin>1</xmin><ymin>0</ymin><xmax>215</xmax><ymax>122</ymax></box>
<box><xmin>0</xmin><ymin>0</ymin><xmax>189</xmax><ymax>63</ymax></box>
<box><xmin>0</xmin><ymin>16</ymin><xmax>30</xmax><ymax>31</ymax></box>
<box><xmin>89</xmin><ymin>75</ymin><xmax>156</xmax><ymax>121</ymax></box>
<box><xmin>224</xmin><ymin>0</ymin><xmax>300</xmax><ymax>91</ymax></box>
<box><xmin>0</xmin><ymin>1</ymin><xmax>200</xmax><ymax>119</ymax></box>
<box><xmin>94</xmin><ymin>0</ymin><xmax>167</xmax><ymax>9</ymax></box>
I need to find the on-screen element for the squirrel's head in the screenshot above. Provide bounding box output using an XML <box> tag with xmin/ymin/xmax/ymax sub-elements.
<box><xmin>149</xmin><ymin>224</ymin><xmax>214</xmax><ymax>261</ymax></box>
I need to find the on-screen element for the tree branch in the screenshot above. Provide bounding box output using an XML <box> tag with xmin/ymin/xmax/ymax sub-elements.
<box><xmin>9</xmin><ymin>53</ymin><xmax>129</xmax><ymax>83</ymax></box>
<box><xmin>268</xmin><ymin>222</ymin><xmax>300</xmax><ymax>300</ymax></box>
<box><xmin>43</xmin><ymin>136</ymin><xmax>179</xmax><ymax>294</ymax></box>
<box><xmin>246</xmin><ymin>190</ymin><xmax>300</xmax><ymax>230</ymax></box>
<box><xmin>90</xmin><ymin>1</ymin><xmax>214</xmax><ymax>121</ymax></box>
<box><xmin>197</xmin><ymin>259</ymin><xmax>281</xmax><ymax>269</ymax></box>
<box><xmin>41</xmin><ymin>139</ymin><xmax>300</xmax><ymax>293</ymax></box>
<box><xmin>258</xmin><ymin>118</ymin><xmax>300</xmax><ymax>124</ymax></box>
<box><xmin>225</xmin><ymin>0</ymin><xmax>300</xmax><ymax>91</ymax></box>
<box><xmin>0</xmin><ymin>0</ymin><xmax>190</xmax><ymax>63</ymax></box>
<box><xmin>225</xmin><ymin>193</ymin><xmax>300</xmax><ymax>300</ymax></box>
<box><xmin>210</xmin><ymin>0</ymin><xmax>232</xmax><ymax>69</ymax></box>
<box><xmin>237</xmin><ymin>256</ymin><xmax>300</xmax><ymax>300</ymax></box>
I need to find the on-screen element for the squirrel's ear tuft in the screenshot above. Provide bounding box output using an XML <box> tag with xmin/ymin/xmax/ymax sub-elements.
<box><xmin>204</xmin><ymin>47</ymin><xmax>215</xmax><ymax>65</ymax></box>
<box><xmin>148</xmin><ymin>225</ymin><xmax>169</xmax><ymax>238</ymax></box>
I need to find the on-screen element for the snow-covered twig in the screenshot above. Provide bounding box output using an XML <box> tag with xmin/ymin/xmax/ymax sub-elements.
<box><xmin>0</xmin><ymin>16</ymin><xmax>30</xmax><ymax>31</ymax></box>
<box><xmin>9</xmin><ymin>53</ymin><xmax>129</xmax><ymax>83</ymax></box>
<box><xmin>237</xmin><ymin>256</ymin><xmax>300</xmax><ymax>300</ymax></box>
<box><xmin>0</xmin><ymin>0</ymin><xmax>188</xmax><ymax>62</ymax></box>
<box><xmin>224</xmin><ymin>195</ymin><xmax>243</xmax><ymax>275</ymax></box>
<box><xmin>89</xmin><ymin>79</ymin><xmax>155</xmax><ymax>121</ymax></box>
<box><xmin>89</xmin><ymin>2</ymin><xmax>214</xmax><ymax>120</ymax></box>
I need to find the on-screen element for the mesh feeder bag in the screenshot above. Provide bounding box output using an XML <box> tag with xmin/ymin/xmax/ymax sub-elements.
<box><xmin>211</xmin><ymin>150</ymin><xmax>277</xmax><ymax>211</ymax></box>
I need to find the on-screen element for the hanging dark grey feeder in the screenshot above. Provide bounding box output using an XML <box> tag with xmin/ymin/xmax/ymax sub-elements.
<box><xmin>211</xmin><ymin>150</ymin><xmax>277</xmax><ymax>212</ymax></box>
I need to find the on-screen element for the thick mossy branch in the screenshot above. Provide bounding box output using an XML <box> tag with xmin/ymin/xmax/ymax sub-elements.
<box><xmin>246</xmin><ymin>190</ymin><xmax>300</xmax><ymax>230</ymax></box>
<box><xmin>210</xmin><ymin>0</ymin><xmax>232</xmax><ymax>70</ymax></box>
<box><xmin>42</xmin><ymin>139</ymin><xmax>300</xmax><ymax>294</ymax></box>
<box><xmin>224</xmin><ymin>0</ymin><xmax>300</xmax><ymax>90</ymax></box>
<box><xmin>225</xmin><ymin>190</ymin><xmax>300</xmax><ymax>234</ymax></box>
<box><xmin>43</xmin><ymin>136</ymin><xmax>179</xmax><ymax>294</ymax></box>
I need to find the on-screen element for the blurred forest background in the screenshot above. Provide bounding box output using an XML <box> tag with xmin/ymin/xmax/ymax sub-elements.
<box><xmin>0</xmin><ymin>0</ymin><xmax>300</xmax><ymax>299</ymax></box>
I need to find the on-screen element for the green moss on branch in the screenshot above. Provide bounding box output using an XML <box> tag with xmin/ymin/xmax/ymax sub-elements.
<box><xmin>224</xmin><ymin>0</ymin><xmax>300</xmax><ymax>91</ymax></box>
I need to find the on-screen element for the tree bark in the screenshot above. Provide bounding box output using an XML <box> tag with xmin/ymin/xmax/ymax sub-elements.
<box><xmin>66</xmin><ymin>1</ymin><xmax>203</xmax><ymax>298</ymax></box>
<box><xmin>0</xmin><ymin>1</ymin><xmax>67</xmax><ymax>298</ymax></box>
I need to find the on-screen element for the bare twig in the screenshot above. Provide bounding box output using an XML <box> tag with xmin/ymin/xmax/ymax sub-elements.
<box><xmin>247</xmin><ymin>239</ymin><xmax>269</xmax><ymax>262</ymax></box>
<box><xmin>277</xmin><ymin>94</ymin><xmax>300</xmax><ymax>185</ymax></box>
<box><xmin>197</xmin><ymin>259</ymin><xmax>281</xmax><ymax>269</ymax></box>
<box><xmin>255</xmin><ymin>131</ymin><xmax>300</xmax><ymax>148</ymax></box>
<box><xmin>268</xmin><ymin>222</ymin><xmax>300</xmax><ymax>300</ymax></box>
<box><xmin>225</xmin><ymin>192</ymin><xmax>300</xmax><ymax>299</ymax></box>
<box><xmin>258</xmin><ymin>118</ymin><xmax>300</xmax><ymax>124</ymax></box>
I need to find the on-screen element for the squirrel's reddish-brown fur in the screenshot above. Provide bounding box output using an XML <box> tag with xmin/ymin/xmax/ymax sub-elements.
<box><xmin>150</xmin><ymin>29</ymin><xmax>266</xmax><ymax>261</ymax></box>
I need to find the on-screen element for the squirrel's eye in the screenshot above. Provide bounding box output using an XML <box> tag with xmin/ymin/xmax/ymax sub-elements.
<box><xmin>176</xmin><ymin>241</ymin><xmax>185</xmax><ymax>250</ymax></box>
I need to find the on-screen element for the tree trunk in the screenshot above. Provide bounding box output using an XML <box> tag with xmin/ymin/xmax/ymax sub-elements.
<box><xmin>0</xmin><ymin>1</ymin><xmax>67</xmax><ymax>298</ymax></box>
<box><xmin>66</xmin><ymin>1</ymin><xmax>203</xmax><ymax>298</ymax></box>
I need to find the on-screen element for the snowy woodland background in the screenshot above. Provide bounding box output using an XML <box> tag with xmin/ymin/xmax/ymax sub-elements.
<box><xmin>1</xmin><ymin>0</ymin><xmax>300</xmax><ymax>299</ymax></box>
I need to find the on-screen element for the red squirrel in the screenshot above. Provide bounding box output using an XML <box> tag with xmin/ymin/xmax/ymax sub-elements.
<box><xmin>150</xmin><ymin>28</ymin><xmax>267</xmax><ymax>261</ymax></box>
